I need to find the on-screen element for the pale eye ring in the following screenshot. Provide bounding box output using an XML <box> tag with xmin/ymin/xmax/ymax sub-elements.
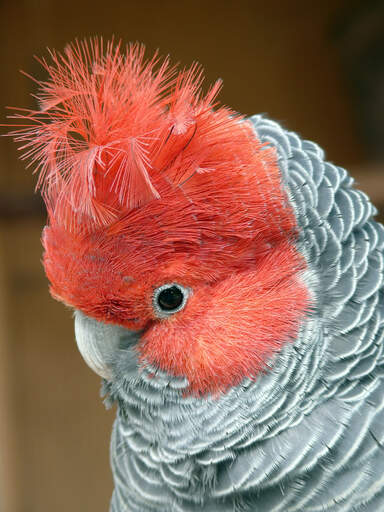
<box><xmin>153</xmin><ymin>283</ymin><xmax>190</xmax><ymax>317</ymax></box>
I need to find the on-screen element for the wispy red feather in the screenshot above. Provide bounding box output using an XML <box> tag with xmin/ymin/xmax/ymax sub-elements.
<box><xmin>8</xmin><ymin>38</ymin><xmax>240</xmax><ymax>230</ymax></box>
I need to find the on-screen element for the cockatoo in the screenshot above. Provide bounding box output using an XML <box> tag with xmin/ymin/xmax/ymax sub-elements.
<box><xmin>9</xmin><ymin>40</ymin><xmax>384</xmax><ymax>511</ymax></box>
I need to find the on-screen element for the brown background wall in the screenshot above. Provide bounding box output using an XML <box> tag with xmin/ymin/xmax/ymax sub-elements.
<box><xmin>0</xmin><ymin>1</ymin><xmax>383</xmax><ymax>511</ymax></box>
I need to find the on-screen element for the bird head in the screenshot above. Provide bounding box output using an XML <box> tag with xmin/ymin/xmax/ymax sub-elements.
<box><xmin>10</xmin><ymin>39</ymin><xmax>310</xmax><ymax>396</ymax></box>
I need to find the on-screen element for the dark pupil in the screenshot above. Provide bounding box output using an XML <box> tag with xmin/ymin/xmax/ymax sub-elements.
<box><xmin>158</xmin><ymin>286</ymin><xmax>184</xmax><ymax>311</ymax></box>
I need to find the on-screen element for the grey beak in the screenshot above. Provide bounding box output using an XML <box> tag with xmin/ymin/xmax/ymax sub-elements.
<box><xmin>74</xmin><ymin>310</ymin><xmax>137</xmax><ymax>380</ymax></box>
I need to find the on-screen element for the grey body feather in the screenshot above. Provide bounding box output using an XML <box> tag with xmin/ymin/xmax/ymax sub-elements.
<box><xmin>76</xmin><ymin>116</ymin><xmax>384</xmax><ymax>511</ymax></box>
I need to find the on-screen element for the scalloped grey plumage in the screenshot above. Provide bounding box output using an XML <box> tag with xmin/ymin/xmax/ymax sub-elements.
<box><xmin>88</xmin><ymin>115</ymin><xmax>384</xmax><ymax>511</ymax></box>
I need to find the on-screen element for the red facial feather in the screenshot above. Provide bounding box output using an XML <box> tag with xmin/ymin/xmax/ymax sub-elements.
<box><xmin>10</xmin><ymin>39</ymin><xmax>311</xmax><ymax>395</ymax></box>
<box><xmin>140</xmin><ymin>244</ymin><xmax>309</xmax><ymax>395</ymax></box>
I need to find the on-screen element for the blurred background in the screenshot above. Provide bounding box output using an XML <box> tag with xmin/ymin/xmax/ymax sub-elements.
<box><xmin>1</xmin><ymin>0</ymin><xmax>384</xmax><ymax>511</ymax></box>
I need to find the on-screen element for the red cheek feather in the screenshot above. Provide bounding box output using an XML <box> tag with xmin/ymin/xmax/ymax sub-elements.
<box><xmin>139</xmin><ymin>244</ymin><xmax>311</xmax><ymax>396</ymax></box>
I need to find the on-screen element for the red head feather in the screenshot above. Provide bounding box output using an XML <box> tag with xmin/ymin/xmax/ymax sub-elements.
<box><xmin>10</xmin><ymin>39</ymin><xmax>310</xmax><ymax>395</ymax></box>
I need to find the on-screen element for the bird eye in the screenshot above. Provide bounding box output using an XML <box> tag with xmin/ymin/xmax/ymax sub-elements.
<box><xmin>153</xmin><ymin>283</ymin><xmax>190</xmax><ymax>317</ymax></box>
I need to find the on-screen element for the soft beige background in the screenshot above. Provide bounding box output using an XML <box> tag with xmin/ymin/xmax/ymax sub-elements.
<box><xmin>1</xmin><ymin>1</ymin><xmax>383</xmax><ymax>511</ymax></box>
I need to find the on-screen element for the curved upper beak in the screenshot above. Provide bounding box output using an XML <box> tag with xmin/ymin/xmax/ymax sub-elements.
<box><xmin>74</xmin><ymin>310</ymin><xmax>139</xmax><ymax>380</ymax></box>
